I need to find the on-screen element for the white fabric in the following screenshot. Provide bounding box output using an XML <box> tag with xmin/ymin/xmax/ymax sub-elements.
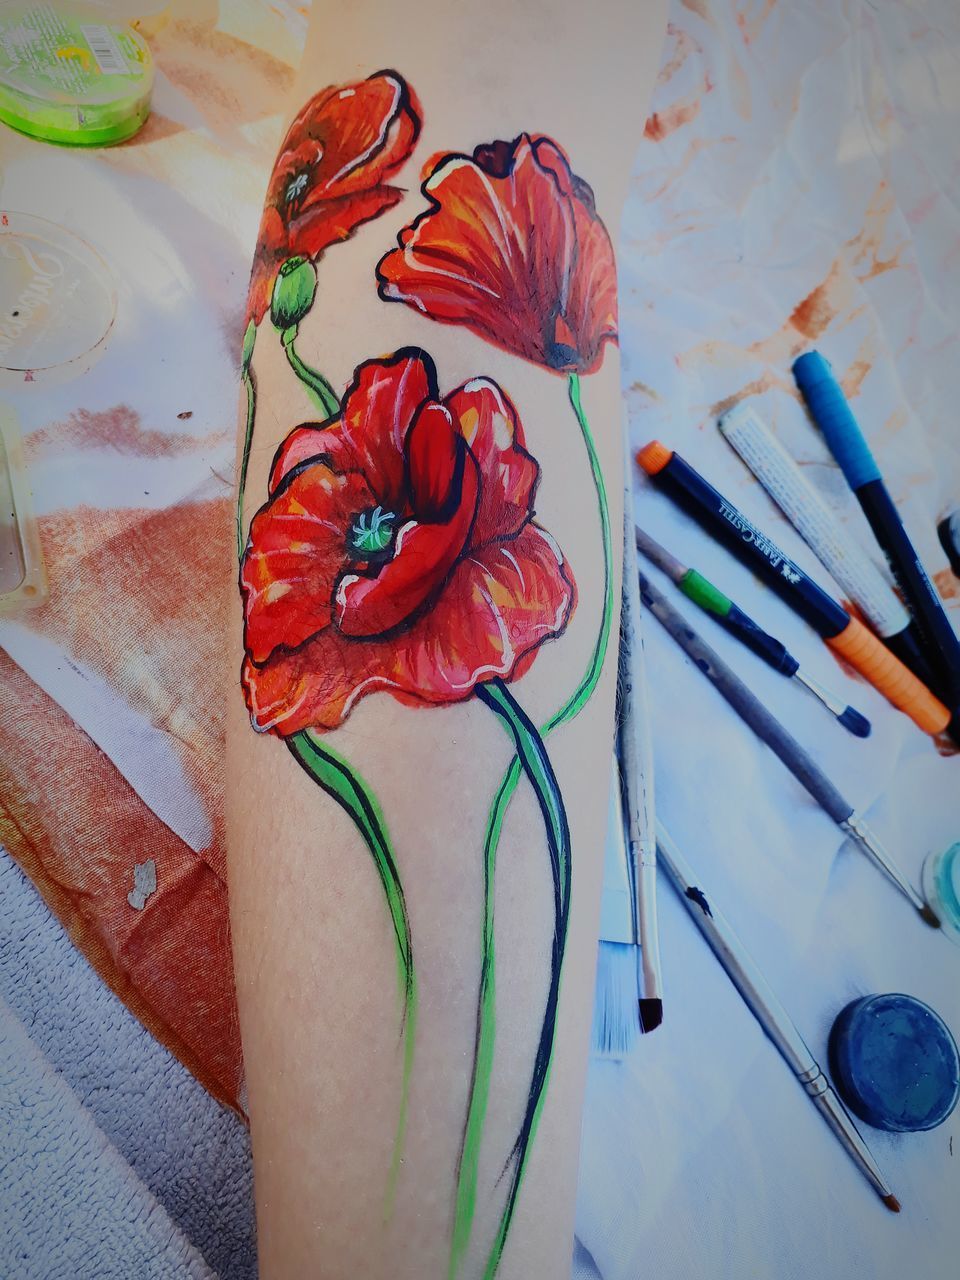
<box><xmin>576</xmin><ymin>1</ymin><xmax>960</xmax><ymax>1276</ymax></box>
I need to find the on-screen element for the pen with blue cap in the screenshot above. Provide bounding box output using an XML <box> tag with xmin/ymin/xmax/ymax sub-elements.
<box><xmin>793</xmin><ymin>350</ymin><xmax>960</xmax><ymax>706</ymax></box>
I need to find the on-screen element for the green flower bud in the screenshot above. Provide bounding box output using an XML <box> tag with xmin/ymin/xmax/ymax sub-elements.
<box><xmin>270</xmin><ymin>256</ymin><xmax>317</xmax><ymax>332</ymax></box>
<box><xmin>240</xmin><ymin>318</ymin><xmax>256</xmax><ymax>374</ymax></box>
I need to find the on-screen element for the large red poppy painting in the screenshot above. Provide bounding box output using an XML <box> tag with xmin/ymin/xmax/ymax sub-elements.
<box><xmin>235</xmin><ymin>70</ymin><xmax>619</xmax><ymax>1280</ymax></box>
<box><xmin>240</xmin><ymin>350</ymin><xmax>575</xmax><ymax>736</ymax></box>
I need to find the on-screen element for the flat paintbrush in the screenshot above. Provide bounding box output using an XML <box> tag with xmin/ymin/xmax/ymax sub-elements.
<box><xmin>656</xmin><ymin>823</ymin><xmax>900</xmax><ymax>1213</ymax></box>
<box><xmin>592</xmin><ymin>505</ymin><xmax>665</xmax><ymax>1056</ymax></box>
<box><xmin>592</xmin><ymin>756</ymin><xmax>639</xmax><ymax>1058</ymax></box>
<box><xmin>619</xmin><ymin>504</ymin><xmax>663</xmax><ymax>1032</ymax></box>
<box><xmin>635</xmin><ymin>526</ymin><xmax>870</xmax><ymax>738</ymax></box>
<box><xmin>638</xmin><ymin>568</ymin><xmax>938</xmax><ymax>927</ymax></box>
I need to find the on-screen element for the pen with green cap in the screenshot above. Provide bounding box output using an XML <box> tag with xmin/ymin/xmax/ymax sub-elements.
<box><xmin>635</xmin><ymin>526</ymin><xmax>871</xmax><ymax>738</ymax></box>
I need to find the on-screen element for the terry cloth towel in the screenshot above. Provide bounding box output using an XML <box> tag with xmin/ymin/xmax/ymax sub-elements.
<box><xmin>0</xmin><ymin>851</ymin><xmax>257</xmax><ymax>1279</ymax></box>
<box><xmin>0</xmin><ymin>992</ymin><xmax>215</xmax><ymax>1280</ymax></box>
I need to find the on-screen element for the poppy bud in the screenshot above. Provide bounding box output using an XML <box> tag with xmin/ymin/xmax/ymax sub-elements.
<box><xmin>270</xmin><ymin>256</ymin><xmax>317</xmax><ymax>332</ymax></box>
<box><xmin>240</xmin><ymin>318</ymin><xmax>256</xmax><ymax>374</ymax></box>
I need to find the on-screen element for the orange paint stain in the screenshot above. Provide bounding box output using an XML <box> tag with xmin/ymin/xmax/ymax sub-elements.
<box><xmin>789</xmin><ymin>261</ymin><xmax>846</xmax><ymax>341</ymax></box>
<box><xmin>629</xmin><ymin>379</ymin><xmax>662</xmax><ymax>402</ymax></box>
<box><xmin>735</xmin><ymin>0</ymin><xmax>776</xmax><ymax>46</ymax></box>
<box><xmin>845</xmin><ymin>182</ymin><xmax>905</xmax><ymax>282</ymax></box>
<box><xmin>636</xmin><ymin>135</ymin><xmax>736</xmax><ymax>202</ymax></box>
<box><xmin>645</xmin><ymin>97</ymin><xmax>702</xmax><ymax>142</ymax></box>
<box><xmin>655</xmin><ymin>23</ymin><xmax>701</xmax><ymax>87</ymax></box>
<box><xmin>709</xmin><ymin>373</ymin><xmax>787</xmax><ymax>419</ymax></box>
<box><xmin>935</xmin><ymin>568</ymin><xmax>959</xmax><ymax>602</ymax></box>
<box><xmin>680</xmin><ymin>0</ymin><xmax>715</xmax><ymax>25</ymax></box>
<box><xmin>838</xmin><ymin>335</ymin><xmax>876</xmax><ymax>400</ymax></box>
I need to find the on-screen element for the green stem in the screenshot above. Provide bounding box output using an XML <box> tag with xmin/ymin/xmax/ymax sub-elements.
<box><xmin>450</xmin><ymin>373</ymin><xmax>612</xmax><ymax>1278</ymax></box>
<box><xmin>473</xmin><ymin>680</ymin><xmax>571</xmax><ymax>1280</ymax></box>
<box><xmin>282</xmin><ymin>326</ymin><xmax>340</xmax><ymax>419</ymax></box>
<box><xmin>287</xmin><ymin>729</ymin><xmax>417</xmax><ymax>1213</ymax></box>
<box><xmin>236</xmin><ymin>366</ymin><xmax>257</xmax><ymax>560</ymax></box>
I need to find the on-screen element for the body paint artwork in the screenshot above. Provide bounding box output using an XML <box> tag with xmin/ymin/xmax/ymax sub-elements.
<box><xmin>237</xmin><ymin>73</ymin><xmax>617</xmax><ymax>1278</ymax></box>
<box><xmin>378</xmin><ymin>133</ymin><xmax>618</xmax><ymax>1278</ymax></box>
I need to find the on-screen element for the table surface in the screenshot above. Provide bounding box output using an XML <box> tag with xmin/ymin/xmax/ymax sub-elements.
<box><xmin>2</xmin><ymin>3</ymin><xmax>959</xmax><ymax>1278</ymax></box>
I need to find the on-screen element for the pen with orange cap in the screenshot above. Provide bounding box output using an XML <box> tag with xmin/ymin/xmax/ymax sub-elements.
<box><xmin>636</xmin><ymin>440</ymin><xmax>951</xmax><ymax>738</ymax></box>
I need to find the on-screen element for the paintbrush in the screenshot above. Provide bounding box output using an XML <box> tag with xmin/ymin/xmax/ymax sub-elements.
<box><xmin>635</xmin><ymin>526</ymin><xmax>870</xmax><ymax>737</ymax></box>
<box><xmin>619</xmin><ymin>504</ymin><xmax>663</xmax><ymax>1032</ymax></box>
<box><xmin>592</xmin><ymin>504</ymin><xmax>665</xmax><ymax>1055</ymax></box>
<box><xmin>591</xmin><ymin>756</ymin><xmax>640</xmax><ymax>1058</ymax></box>
<box><xmin>637</xmin><ymin>567</ymin><xmax>938</xmax><ymax>927</ymax></box>
<box><xmin>656</xmin><ymin>823</ymin><xmax>900</xmax><ymax>1213</ymax></box>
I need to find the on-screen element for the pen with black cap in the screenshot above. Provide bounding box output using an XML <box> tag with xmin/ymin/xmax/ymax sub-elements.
<box><xmin>793</xmin><ymin>350</ymin><xmax>960</xmax><ymax>707</ymax></box>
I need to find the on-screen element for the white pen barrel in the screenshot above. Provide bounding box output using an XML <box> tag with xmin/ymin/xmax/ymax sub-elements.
<box><xmin>719</xmin><ymin>404</ymin><xmax>910</xmax><ymax>638</ymax></box>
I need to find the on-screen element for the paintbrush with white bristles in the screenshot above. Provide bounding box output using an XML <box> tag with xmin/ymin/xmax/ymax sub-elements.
<box><xmin>592</xmin><ymin>501</ymin><xmax>664</xmax><ymax>1058</ymax></box>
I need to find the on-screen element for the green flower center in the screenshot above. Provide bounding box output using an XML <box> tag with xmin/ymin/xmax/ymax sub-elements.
<box><xmin>350</xmin><ymin>506</ymin><xmax>396</xmax><ymax>555</ymax></box>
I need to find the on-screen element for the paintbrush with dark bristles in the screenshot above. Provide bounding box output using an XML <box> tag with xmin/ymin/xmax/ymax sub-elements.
<box><xmin>635</xmin><ymin>527</ymin><xmax>871</xmax><ymax>738</ymax></box>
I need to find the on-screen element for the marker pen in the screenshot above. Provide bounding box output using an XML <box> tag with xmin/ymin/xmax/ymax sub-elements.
<box><xmin>793</xmin><ymin>351</ymin><xmax>960</xmax><ymax>705</ymax></box>
<box><xmin>636</xmin><ymin>440</ymin><xmax>950</xmax><ymax>736</ymax></box>
<box><xmin>717</xmin><ymin>402</ymin><xmax>938</xmax><ymax>691</ymax></box>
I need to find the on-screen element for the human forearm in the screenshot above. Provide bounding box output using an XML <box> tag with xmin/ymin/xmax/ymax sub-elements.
<box><xmin>227</xmin><ymin>5</ymin><xmax>665</xmax><ymax>1276</ymax></box>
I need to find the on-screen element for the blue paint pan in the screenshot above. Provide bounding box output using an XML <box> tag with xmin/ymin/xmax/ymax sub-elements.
<box><xmin>829</xmin><ymin>994</ymin><xmax>960</xmax><ymax>1133</ymax></box>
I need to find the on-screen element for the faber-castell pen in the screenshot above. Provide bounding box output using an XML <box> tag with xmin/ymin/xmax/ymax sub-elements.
<box><xmin>717</xmin><ymin>401</ymin><xmax>937</xmax><ymax>691</ymax></box>
<box><xmin>793</xmin><ymin>351</ymin><xmax>960</xmax><ymax>705</ymax></box>
<box><xmin>656</xmin><ymin>824</ymin><xmax>900</xmax><ymax>1213</ymax></box>
<box><xmin>619</xmin><ymin>503</ymin><xmax>663</xmax><ymax>1031</ymax></box>
<box><xmin>636</xmin><ymin>440</ymin><xmax>951</xmax><ymax>737</ymax></box>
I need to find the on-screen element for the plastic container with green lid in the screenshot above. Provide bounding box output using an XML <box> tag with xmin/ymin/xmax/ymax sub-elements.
<box><xmin>0</xmin><ymin>4</ymin><xmax>153</xmax><ymax>146</ymax></box>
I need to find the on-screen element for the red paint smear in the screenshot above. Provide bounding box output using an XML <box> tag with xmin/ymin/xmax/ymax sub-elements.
<box><xmin>789</xmin><ymin>262</ymin><xmax>842</xmax><ymax>340</ymax></box>
<box><xmin>27</xmin><ymin>405</ymin><xmax>230</xmax><ymax>461</ymax></box>
<box><xmin>0</xmin><ymin>647</ymin><xmax>242</xmax><ymax>1108</ymax></box>
<box><xmin>709</xmin><ymin>374</ymin><xmax>780</xmax><ymax>419</ymax></box>
<box><xmin>645</xmin><ymin>98</ymin><xmax>702</xmax><ymax>142</ymax></box>
<box><xmin>655</xmin><ymin>23</ymin><xmax>701</xmax><ymax>87</ymax></box>
<box><xmin>839</xmin><ymin>352</ymin><xmax>873</xmax><ymax>399</ymax></box>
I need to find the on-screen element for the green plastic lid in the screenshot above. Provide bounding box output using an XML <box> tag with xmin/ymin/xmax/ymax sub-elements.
<box><xmin>0</xmin><ymin>4</ymin><xmax>153</xmax><ymax>146</ymax></box>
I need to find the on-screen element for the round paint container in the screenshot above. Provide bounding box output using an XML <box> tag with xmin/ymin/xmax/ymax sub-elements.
<box><xmin>0</xmin><ymin>5</ymin><xmax>153</xmax><ymax>146</ymax></box>
<box><xmin>829</xmin><ymin>994</ymin><xmax>960</xmax><ymax>1133</ymax></box>
<box><xmin>0</xmin><ymin>210</ymin><xmax>117</xmax><ymax>384</ymax></box>
<box><xmin>923</xmin><ymin>842</ymin><xmax>960</xmax><ymax>945</ymax></box>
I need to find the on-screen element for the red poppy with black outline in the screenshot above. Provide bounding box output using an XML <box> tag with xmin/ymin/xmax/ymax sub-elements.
<box><xmin>376</xmin><ymin>134</ymin><xmax>618</xmax><ymax>375</ymax></box>
<box><xmin>246</xmin><ymin>71</ymin><xmax>421</xmax><ymax>326</ymax></box>
<box><xmin>240</xmin><ymin>350</ymin><xmax>576</xmax><ymax>735</ymax></box>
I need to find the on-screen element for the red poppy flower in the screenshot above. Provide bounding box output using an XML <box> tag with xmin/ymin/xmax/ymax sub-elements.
<box><xmin>246</xmin><ymin>71</ymin><xmax>421</xmax><ymax>326</ymax></box>
<box><xmin>240</xmin><ymin>350</ymin><xmax>576</xmax><ymax>735</ymax></box>
<box><xmin>376</xmin><ymin>134</ymin><xmax>618</xmax><ymax>375</ymax></box>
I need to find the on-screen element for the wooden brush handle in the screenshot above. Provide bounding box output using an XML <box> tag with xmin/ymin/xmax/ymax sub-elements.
<box><xmin>638</xmin><ymin>571</ymin><xmax>853</xmax><ymax>825</ymax></box>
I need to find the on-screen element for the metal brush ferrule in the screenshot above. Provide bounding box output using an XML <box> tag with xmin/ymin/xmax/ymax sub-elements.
<box><xmin>797</xmin><ymin>1064</ymin><xmax>830</xmax><ymax>1097</ymax></box>
<box><xmin>841</xmin><ymin>813</ymin><xmax>926</xmax><ymax>912</ymax></box>
<box><xmin>794</xmin><ymin>668</ymin><xmax>843</xmax><ymax>716</ymax></box>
